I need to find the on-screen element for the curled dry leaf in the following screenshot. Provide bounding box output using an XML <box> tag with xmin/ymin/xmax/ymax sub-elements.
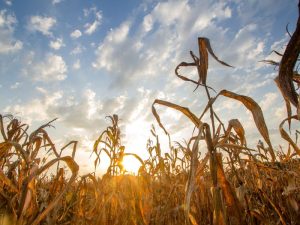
<box><xmin>200</xmin><ymin>37</ymin><xmax>233</xmax><ymax>68</ymax></box>
<box><xmin>226</xmin><ymin>119</ymin><xmax>246</xmax><ymax>146</ymax></box>
<box><xmin>174</xmin><ymin>37</ymin><xmax>232</xmax><ymax>91</ymax></box>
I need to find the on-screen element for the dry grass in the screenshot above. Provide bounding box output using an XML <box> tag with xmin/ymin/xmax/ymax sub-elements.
<box><xmin>1</xmin><ymin>13</ymin><xmax>300</xmax><ymax>224</ymax></box>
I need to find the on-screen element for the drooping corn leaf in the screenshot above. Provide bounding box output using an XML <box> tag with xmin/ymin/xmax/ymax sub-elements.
<box><xmin>152</xmin><ymin>99</ymin><xmax>201</xmax><ymax>135</ymax></box>
<box><xmin>277</xmin><ymin>11</ymin><xmax>300</xmax><ymax>108</ymax></box>
<box><xmin>219</xmin><ymin>89</ymin><xmax>275</xmax><ymax>161</ymax></box>
<box><xmin>275</xmin><ymin>77</ymin><xmax>292</xmax><ymax>130</ymax></box>
<box><xmin>279</xmin><ymin>115</ymin><xmax>300</xmax><ymax>156</ymax></box>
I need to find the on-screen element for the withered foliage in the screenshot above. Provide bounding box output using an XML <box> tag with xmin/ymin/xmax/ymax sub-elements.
<box><xmin>1</xmin><ymin>4</ymin><xmax>300</xmax><ymax>224</ymax></box>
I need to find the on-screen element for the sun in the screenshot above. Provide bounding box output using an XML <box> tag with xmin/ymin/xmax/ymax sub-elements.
<box><xmin>122</xmin><ymin>155</ymin><xmax>142</xmax><ymax>174</ymax></box>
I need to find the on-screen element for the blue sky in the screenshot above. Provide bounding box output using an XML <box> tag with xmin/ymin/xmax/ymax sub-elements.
<box><xmin>0</xmin><ymin>0</ymin><xmax>298</xmax><ymax>174</ymax></box>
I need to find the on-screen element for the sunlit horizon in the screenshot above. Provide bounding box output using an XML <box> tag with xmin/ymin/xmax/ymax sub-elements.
<box><xmin>0</xmin><ymin>0</ymin><xmax>298</xmax><ymax>175</ymax></box>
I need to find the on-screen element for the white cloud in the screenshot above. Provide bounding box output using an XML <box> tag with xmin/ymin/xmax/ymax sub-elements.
<box><xmin>49</xmin><ymin>38</ymin><xmax>64</xmax><ymax>50</ymax></box>
<box><xmin>0</xmin><ymin>10</ymin><xmax>23</xmax><ymax>54</ymax></box>
<box><xmin>107</xmin><ymin>21</ymin><xmax>130</xmax><ymax>44</ymax></box>
<box><xmin>83</xmin><ymin>7</ymin><xmax>102</xmax><ymax>35</ymax></box>
<box><xmin>73</xmin><ymin>59</ymin><xmax>80</xmax><ymax>70</ymax></box>
<box><xmin>28</xmin><ymin>15</ymin><xmax>56</xmax><ymax>36</ymax></box>
<box><xmin>0</xmin><ymin>38</ymin><xmax>22</xmax><ymax>53</ymax></box>
<box><xmin>24</xmin><ymin>53</ymin><xmax>67</xmax><ymax>82</ymax></box>
<box><xmin>84</xmin><ymin>20</ymin><xmax>100</xmax><ymax>35</ymax></box>
<box><xmin>0</xmin><ymin>35</ymin><xmax>23</xmax><ymax>54</ymax></box>
<box><xmin>70</xmin><ymin>29</ymin><xmax>82</xmax><ymax>39</ymax></box>
<box><xmin>142</xmin><ymin>14</ymin><xmax>153</xmax><ymax>32</ymax></box>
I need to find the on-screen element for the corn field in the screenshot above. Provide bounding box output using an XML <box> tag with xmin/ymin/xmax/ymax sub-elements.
<box><xmin>1</xmin><ymin>5</ymin><xmax>300</xmax><ymax>225</ymax></box>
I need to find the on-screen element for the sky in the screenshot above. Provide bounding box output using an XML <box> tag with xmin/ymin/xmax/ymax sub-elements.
<box><xmin>0</xmin><ymin>0</ymin><xmax>298</xmax><ymax>174</ymax></box>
